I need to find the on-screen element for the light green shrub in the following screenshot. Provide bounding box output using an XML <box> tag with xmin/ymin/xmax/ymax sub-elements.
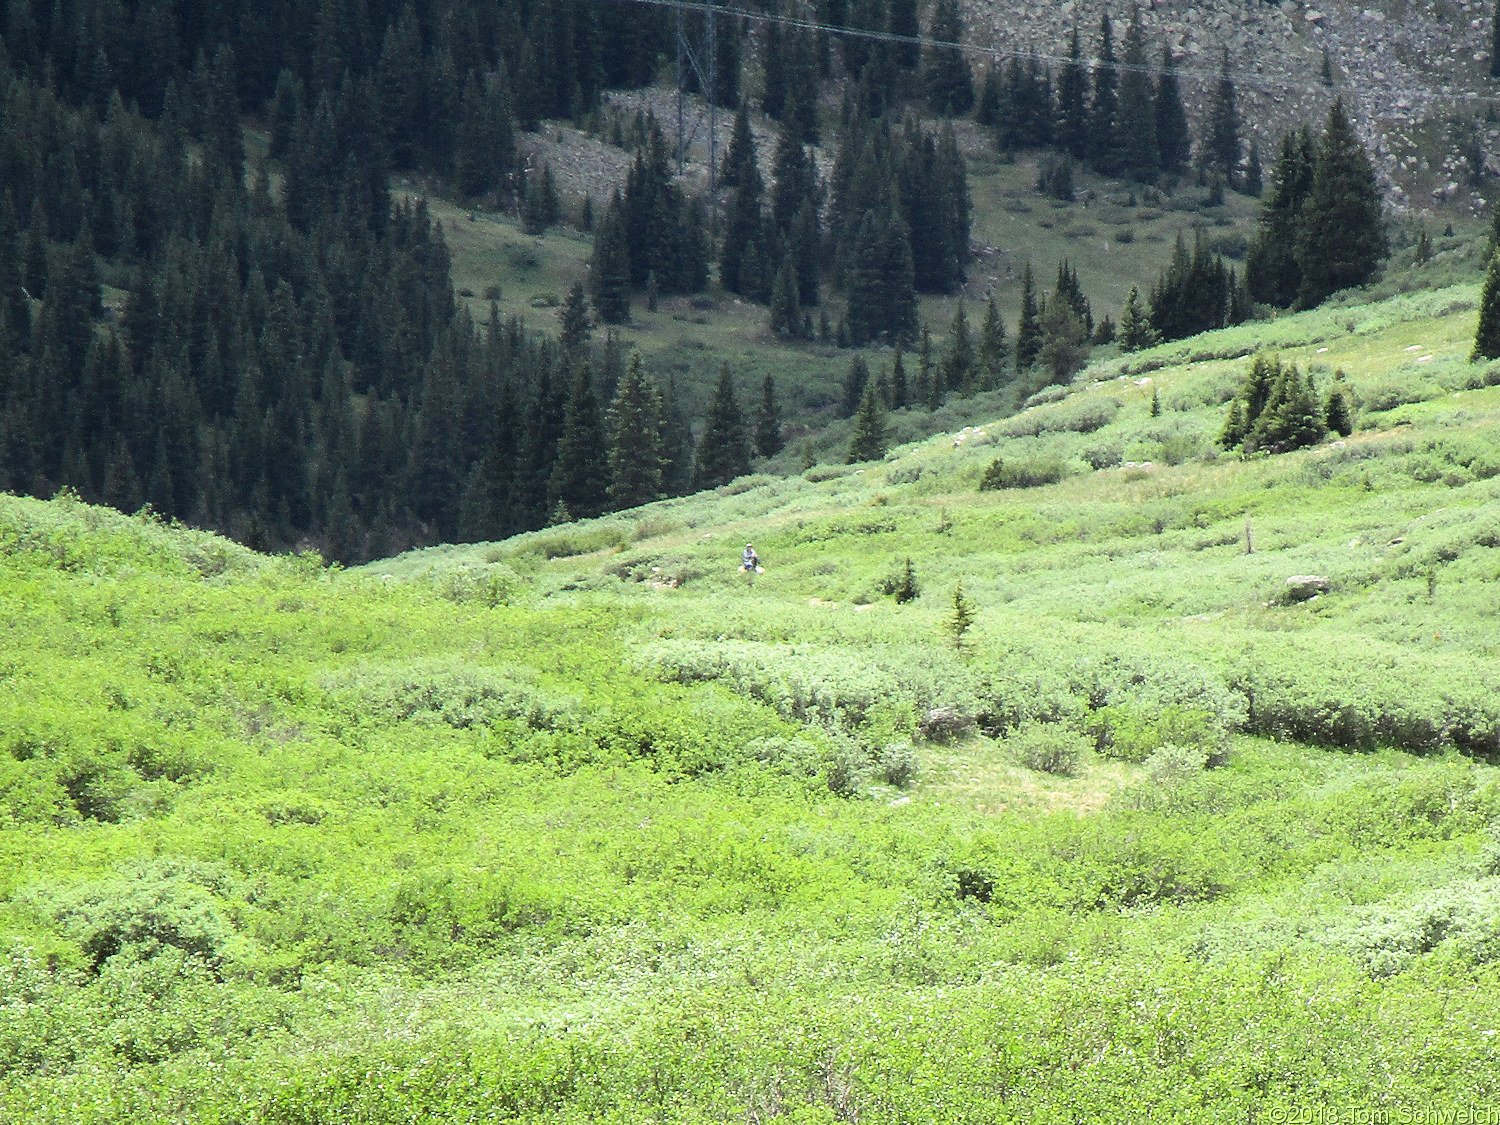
<box><xmin>322</xmin><ymin>659</ymin><xmax>577</xmax><ymax>732</ymax></box>
<box><xmin>1008</xmin><ymin>724</ymin><xmax>1088</xmax><ymax>776</ymax></box>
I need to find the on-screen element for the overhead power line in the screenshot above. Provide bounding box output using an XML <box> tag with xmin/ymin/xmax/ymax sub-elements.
<box><xmin>601</xmin><ymin>0</ymin><xmax>1500</xmax><ymax>110</ymax></box>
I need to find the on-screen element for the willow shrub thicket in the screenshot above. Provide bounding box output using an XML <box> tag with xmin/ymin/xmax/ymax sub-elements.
<box><xmin>8</xmin><ymin>278</ymin><xmax>1500</xmax><ymax>1119</ymax></box>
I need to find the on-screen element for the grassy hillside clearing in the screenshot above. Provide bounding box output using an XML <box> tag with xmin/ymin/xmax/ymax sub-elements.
<box><xmin>5</xmin><ymin>283</ymin><xmax>1500</xmax><ymax>1119</ymax></box>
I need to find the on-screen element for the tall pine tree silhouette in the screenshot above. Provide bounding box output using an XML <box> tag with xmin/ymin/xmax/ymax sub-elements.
<box><xmin>1154</xmin><ymin>46</ymin><xmax>1191</xmax><ymax>177</ymax></box>
<box><xmin>847</xmin><ymin>378</ymin><xmax>888</xmax><ymax>463</ymax></box>
<box><xmin>1115</xmin><ymin>8</ymin><xmax>1158</xmax><ymax>181</ymax></box>
<box><xmin>1293</xmin><ymin>100</ymin><xmax>1385</xmax><ymax>309</ymax></box>
<box><xmin>548</xmin><ymin>363</ymin><xmax>609</xmax><ymax>520</ymax></box>
<box><xmin>692</xmin><ymin>364</ymin><xmax>751</xmax><ymax>489</ymax></box>
<box><xmin>1087</xmin><ymin>11</ymin><xmax>1119</xmax><ymax>173</ymax></box>
<box><xmin>606</xmin><ymin>354</ymin><xmax>668</xmax><ymax>509</ymax></box>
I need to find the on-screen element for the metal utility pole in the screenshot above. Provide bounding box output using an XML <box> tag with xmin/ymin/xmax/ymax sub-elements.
<box><xmin>674</xmin><ymin>0</ymin><xmax>720</xmax><ymax>196</ymax></box>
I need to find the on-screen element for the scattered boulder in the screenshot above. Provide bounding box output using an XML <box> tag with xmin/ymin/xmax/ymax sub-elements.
<box><xmin>1282</xmin><ymin>575</ymin><xmax>1331</xmax><ymax>602</ymax></box>
<box><xmin>921</xmin><ymin>706</ymin><xmax>976</xmax><ymax>743</ymax></box>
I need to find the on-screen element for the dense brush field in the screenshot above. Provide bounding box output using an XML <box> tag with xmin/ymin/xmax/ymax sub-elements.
<box><xmin>7</xmin><ymin>280</ymin><xmax>1500</xmax><ymax>1121</ymax></box>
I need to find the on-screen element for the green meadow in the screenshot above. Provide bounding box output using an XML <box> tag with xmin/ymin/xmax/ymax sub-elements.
<box><xmin>6</xmin><ymin>275</ymin><xmax>1500</xmax><ymax>1120</ymax></box>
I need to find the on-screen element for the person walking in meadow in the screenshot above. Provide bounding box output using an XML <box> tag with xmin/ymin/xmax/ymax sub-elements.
<box><xmin>741</xmin><ymin>543</ymin><xmax>762</xmax><ymax>585</ymax></box>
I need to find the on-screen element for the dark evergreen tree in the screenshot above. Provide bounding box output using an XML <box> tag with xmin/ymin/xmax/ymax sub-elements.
<box><xmin>842</xmin><ymin>354</ymin><xmax>872</xmax><ymax>417</ymax></box>
<box><xmin>1118</xmin><ymin>285</ymin><xmax>1160</xmax><ymax>351</ymax></box>
<box><xmin>1038</xmin><ymin>295</ymin><xmax>1091</xmax><ymax>386</ymax></box>
<box><xmin>1293</xmin><ymin>99</ymin><xmax>1386</xmax><ymax>309</ymax></box>
<box><xmin>847</xmin><ymin>378</ymin><xmax>888</xmax><ymax>463</ymax></box>
<box><xmin>789</xmin><ymin>199</ymin><xmax>823</xmax><ymax>308</ymax></box>
<box><xmin>761</xmin><ymin>18</ymin><xmax>787</xmax><ymax>120</ymax></box>
<box><xmin>1015</xmin><ymin>262</ymin><xmax>1042</xmax><ymax>370</ymax></box>
<box><xmin>1053</xmin><ymin>260</ymin><xmax>1093</xmax><ymax>338</ymax></box>
<box><xmin>721</xmin><ymin>102</ymin><xmax>755</xmax><ymax>191</ymax></box>
<box><xmin>548</xmin><ymin>363</ymin><xmax>609</xmax><ymax>520</ymax></box>
<box><xmin>720</xmin><ymin>138</ymin><xmax>768</xmax><ymax>299</ymax></box>
<box><xmin>1149</xmin><ymin>232</ymin><xmax>1234</xmax><ymax>342</ymax></box>
<box><xmin>942</xmin><ymin>300</ymin><xmax>976</xmax><ymax>396</ymax></box>
<box><xmin>1057</xmin><ymin>26</ymin><xmax>1090</xmax><ymax>160</ymax></box>
<box><xmin>1473</xmin><ymin>251</ymin><xmax>1500</xmax><ymax>361</ymax></box>
<box><xmin>1115</xmin><ymin>8</ymin><xmax>1158</xmax><ymax>181</ymax></box>
<box><xmin>754</xmin><ymin>374</ymin><xmax>784</xmax><ymax>457</ymax></box>
<box><xmin>1242</xmin><ymin>359</ymin><xmax>1325</xmax><ymax>454</ymax></box>
<box><xmin>692</xmin><ymin>364</ymin><xmax>751</xmax><ymax>489</ymax></box>
<box><xmin>769</xmin><ymin>252</ymin><xmax>802</xmax><ymax>336</ymax></box>
<box><xmin>590</xmin><ymin>192</ymin><xmax>632</xmax><ymax>323</ymax></box>
<box><xmin>1087</xmin><ymin>11</ymin><xmax>1120</xmax><ymax>173</ymax></box>
<box><xmin>559</xmin><ymin>281</ymin><xmax>591</xmax><ymax>351</ymax></box>
<box><xmin>771</xmin><ymin>127</ymin><xmax>819</xmax><ymax>238</ymax></box>
<box><xmin>1154</xmin><ymin>46</ymin><xmax>1191</xmax><ymax>177</ymax></box>
<box><xmin>972</xmin><ymin>297</ymin><xmax>1005</xmax><ymax>390</ymax></box>
<box><xmin>1205</xmin><ymin>48</ymin><xmax>1241</xmax><ymax>184</ymax></box>
<box><xmin>22</xmin><ymin>200</ymin><xmax>48</xmax><ymax>301</ymax></box>
<box><xmin>1246</xmin><ymin>127</ymin><xmax>1316</xmax><ymax>308</ymax></box>
<box><xmin>1244</xmin><ymin>138</ymin><xmax>1264</xmax><ymax>198</ymax></box>
<box><xmin>975</xmin><ymin>65</ymin><xmax>1002</xmax><ymax>128</ymax></box>
<box><xmin>890</xmin><ymin>346</ymin><xmax>910</xmax><ymax>408</ymax></box>
<box><xmin>606</xmin><ymin>353</ymin><xmax>668</xmax><ymax>509</ymax></box>
<box><xmin>922</xmin><ymin>0</ymin><xmax>974</xmax><ymax>116</ymax></box>
<box><xmin>522</xmin><ymin>164</ymin><xmax>561</xmax><ymax>233</ymax></box>
<box><xmin>889</xmin><ymin>0</ymin><xmax>921</xmax><ymax>70</ymax></box>
<box><xmin>846</xmin><ymin>206</ymin><xmax>918</xmax><ymax>345</ymax></box>
<box><xmin>1325</xmin><ymin>385</ymin><xmax>1354</xmax><ymax>437</ymax></box>
<box><xmin>1493</xmin><ymin>4</ymin><xmax>1500</xmax><ymax>79</ymax></box>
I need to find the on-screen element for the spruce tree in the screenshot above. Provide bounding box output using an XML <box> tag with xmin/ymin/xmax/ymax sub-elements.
<box><xmin>771</xmin><ymin>127</ymin><xmax>817</xmax><ymax>236</ymax></box>
<box><xmin>1016</xmin><ymin>263</ymin><xmax>1043</xmax><ymax>370</ymax></box>
<box><xmin>1492</xmin><ymin>4</ymin><xmax>1500</xmax><ymax>79</ymax></box>
<box><xmin>1325</xmin><ymin>387</ymin><xmax>1354</xmax><ymax>437</ymax></box>
<box><xmin>1472</xmin><ymin>251</ymin><xmax>1500</xmax><ymax>361</ymax></box>
<box><xmin>922</xmin><ymin>0</ymin><xmax>974</xmax><ymax>116</ymax></box>
<box><xmin>1115</xmin><ymin>8</ymin><xmax>1158</xmax><ymax>181</ymax></box>
<box><xmin>558</xmin><ymin>281</ymin><xmax>591</xmax><ymax>351</ymax></box>
<box><xmin>943</xmin><ymin>300</ymin><xmax>976</xmax><ymax>396</ymax></box>
<box><xmin>1038</xmin><ymin>298</ymin><xmax>1091</xmax><ymax>386</ymax></box>
<box><xmin>692</xmin><ymin>364</ymin><xmax>752</xmax><ymax>489</ymax></box>
<box><xmin>1247</xmin><ymin>128</ymin><xmax>1316</xmax><ymax>307</ymax></box>
<box><xmin>891</xmin><ymin>346</ymin><xmax>910</xmax><ymax>408</ymax></box>
<box><xmin>754</xmin><ymin>374</ymin><xmax>784</xmax><ymax>457</ymax></box>
<box><xmin>1205</xmin><ymin>48</ymin><xmax>1241</xmax><ymax>184</ymax></box>
<box><xmin>846</xmin><ymin>206</ymin><xmax>917</xmax><ymax>345</ymax></box>
<box><xmin>721</xmin><ymin>102</ymin><xmax>755</xmax><ymax>191</ymax></box>
<box><xmin>975</xmin><ymin>65</ymin><xmax>1002</xmax><ymax>127</ymax></box>
<box><xmin>1244</xmin><ymin>139</ymin><xmax>1263</xmax><ymax>198</ymax></box>
<box><xmin>590</xmin><ymin>192</ymin><xmax>632</xmax><ymax>323</ymax></box>
<box><xmin>889</xmin><ymin>0</ymin><xmax>921</xmax><ymax>70</ymax></box>
<box><xmin>720</xmin><ymin>146</ymin><xmax>767</xmax><ymax>298</ymax></box>
<box><xmin>762</xmin><ymin>19</ymin><xmax>786</xmax><ymax>119</ymax></box>
<box><xmin>1087</xmin><ymin>11</ymin><xmax>1120</xmax><ymax>174</ymax></box>
<box><xmin>1293</xmin><ymin>99</ymin><xmax>1386</xmax><ymax>309</ymax></box>
<box><xmin>1118</xmin><ymin>285</ymin><xmax>1160</xmax><ymax>351</ymax></box>
<box><xmin>606</xmin><ymin>353</ymin><xmax>668</xmax><ymax>510</ymax></box>
<box><xmin>977</xmin><ymin>296</ymin><xmax>1009</xmax><ymax>389</ymax></box>
<box><xmin>842</xmin><ymin>354</ymin><xmax>872</xmax><ymax>416</ymax></box>
<box><xmin>1154</xmin><ymin>46</ymin><xmax>1191</xmax><ymax>177</ymax></box>
<box><xmin>548</xmin><ymin>363</ymin><xmax>610</xmax><ymax>519</ymax></box>
<box><xmin>769</xmin><ymin>252</ymin><xmax>802</xmax><ymax>336</ymax></box>
<box><xmin>847</xmin><ymin>378</ymin><xmax>889</xmax><ymax>463</ymax></box>
<box><xmin>1057</xmin><ymin>27</ymin><xmax>1090</xmax><ymax>160</ymax></box>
